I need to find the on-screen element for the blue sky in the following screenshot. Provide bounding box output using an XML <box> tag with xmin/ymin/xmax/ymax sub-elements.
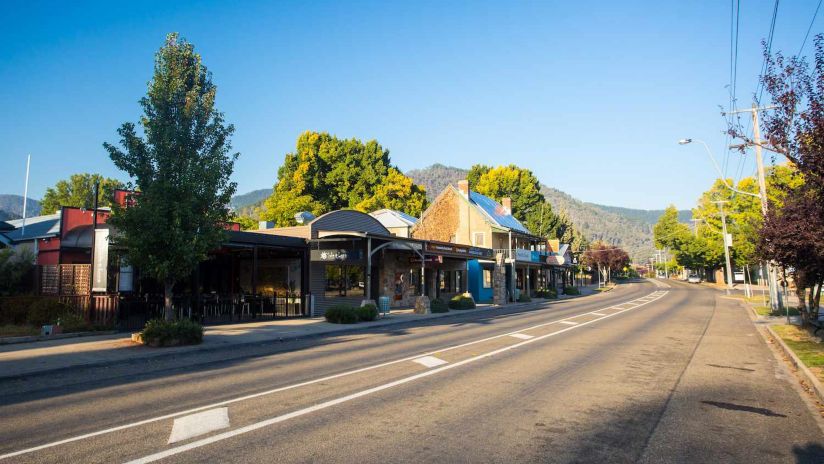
<box><xmin>0</xmin><ymin>1</ymin><xmax>819</xmax><ymax>209</ymax></box>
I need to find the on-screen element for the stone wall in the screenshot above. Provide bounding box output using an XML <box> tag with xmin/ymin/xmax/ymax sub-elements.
<box><xmin>378</xmin><ymin>251</ymin><xmax>418</xmax><ymax>308</ymax></box>
<box><xmin>493</xmin><ymin>252</ymin><xmax>507</xmax><ymax>305</ymax></box>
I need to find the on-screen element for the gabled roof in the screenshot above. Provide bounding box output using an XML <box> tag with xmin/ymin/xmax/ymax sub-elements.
<box><xmin>466</xmin><ymin>190</ymin><xmax>531</xmax><ymax>235</ymax></box>
<box><xmin>369</xmin><ymin>209</ymin><xmax>418</xmax><ymax>228</ymax></box>
<box><xmin>3</xmin><ymin>213</ymin><xmax>61</xmax><ymax>242</ymax></box>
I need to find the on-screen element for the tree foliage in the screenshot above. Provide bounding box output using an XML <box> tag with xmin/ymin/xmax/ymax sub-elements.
<box><xmin>104</xmin><ymin>33</ymin><xmax>237</xmax><ymax>319</ymax></box>
<box><xmin>467</xmin><ymin>164</ymin><xmax>587</xmax><ymax>249</ymax></box>
<box><xmin>262</xmin><ymin>131</ymin><xmax>427</xmax><ymax>225</ymax></box>
<box><xmin>40</xmin><ymin>173</ymin><xmax>124</xmax><ymax>214</ymax></box>
<box><xmin>582</xmin><ymin>241</ymin><xmax>630</xmax><ymax>282</ymax></box>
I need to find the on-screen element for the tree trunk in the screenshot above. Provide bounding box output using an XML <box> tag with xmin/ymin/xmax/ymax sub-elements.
<box><xmin>812</xmin><ymin>283</ymin><xmax>822</xmax><ymax>322</ymax></box>
<box><xmin>164</xmin><ymin>280</ymin><xmax>175</xmax><ymax>321</ymax></box>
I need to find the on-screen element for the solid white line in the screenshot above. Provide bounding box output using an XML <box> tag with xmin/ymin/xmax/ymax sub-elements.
<box><xmin>509</xmin><ymin>333</ymin><xmax>534</xmax><ymax>340</ymax></box>
<box><xmin>125</xmin><ymin>291</ymin><xmax>670</xmax><ymax>463</ymax></box>
<box><xmin>0</xmin><ymin>287</ymin><xmax>667</xmax><ymax>461</ymax></box>
<box><xmin>167</xmin><ymin>408</ymin><xmax>230</xmax><ymax>444</ymax></box>
<box><xmin>590</xmin><ymin>312</ymin><xmax>607</xmax><ymax>317</ymax></box>
<box><xmin>413</xmin><ymin>356</ymin><xmax>448</xmax><ymax>368</ymax></box>
<box><xmin>559</xmin><ymin>321</ymin><xmax>578</xmax><ymax>325</ymax></box>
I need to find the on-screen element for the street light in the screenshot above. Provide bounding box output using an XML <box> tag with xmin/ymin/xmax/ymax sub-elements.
<box><xmin>677</xmin><ymin>138</ymin><xmax>761</xmax><ymax>199</ymax></box>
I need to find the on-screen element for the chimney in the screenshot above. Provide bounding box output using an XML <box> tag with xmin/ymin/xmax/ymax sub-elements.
<box><xmin>457</xmin><ymin>180</ymin><xmax>469</xmax><ymax>196</ymax></box>
<box><xmin>501</xmin><ymin>197</ymin><xmax>512</xmax><ymax>214</ymax></box>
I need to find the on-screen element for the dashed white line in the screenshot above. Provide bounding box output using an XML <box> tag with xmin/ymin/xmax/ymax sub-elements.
<box><xmin>559</xmin><ymin>321</ymin><xmax>579</xmax><ymax>325</ymax></box>
<box><xmin>168</xmin><ymin>408</ymin><xmax>230</xmax><ymax>444</ymax></box>
<box><xmin>509</xmin><ymin>333</ymin><xmax>534</xmax><ymax>340</ymax></box>
<box><xmin>0</xmin><ymin>286</ymin><xmax>669</xmax><ymax>461</ymax></box>
<box><xmin>125</xmin><ymin>290</ymin><xmax>670</xmax><ymax>464</ymax></box>
<box><xmin>413</xmin><ymin>356</ymin><xmax>448</xmax><ymax>368</ymax></box>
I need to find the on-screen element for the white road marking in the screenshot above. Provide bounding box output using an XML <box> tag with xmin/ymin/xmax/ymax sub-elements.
<box><xmin>167</xmin><ymin>408</ymin><xmax>230</xmax><ymax>444</ymax></box>
<box><xmin>0</xmin><ymin>286</ymin><xmax>669</xmax><ymax>461</ymax></box>
<box><xmin>413</xmin><ymin>356</ymin><xmax>448</xmax><ymax>368</ymax></box>
<box><xmin>590</xmin><ymin>312</ymin><xmax>607</xmax><ymax>317</ymax></box>
<box><xmin>125</xmin><ymin>290</ymin><xmax>670</xmax><ymax>464</ymax></box>
<box><xmin>559</xmin><ymin>321</ymin><xmax>578</xmax><ymax>325</ymax></box>
<box><xmin>509</xmin><ymin>333</ymin><xmax>534</xmax><ymax>340</ymax></box>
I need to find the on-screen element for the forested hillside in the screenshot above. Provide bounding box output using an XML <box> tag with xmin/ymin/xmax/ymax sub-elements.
<box><xmin>0</xmin><ymin>195</ymin><xmax>41</xmax><ymax>220</ymax></box>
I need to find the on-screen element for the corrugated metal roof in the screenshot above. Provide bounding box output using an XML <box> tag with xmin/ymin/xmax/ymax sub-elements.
<box><xmin>369</xmin><ymin>209</ymin><xmax>418</xmax><ymax>228</ymax></box>
<box><xmin>3</xmin><ymin>213</ymin><xmax>61</xmax><ymax>242</ymax></box>
<box><xmin>468</xmin><ymin>191</ymin><xmax>531</xmax><ymax>234</ymax></box>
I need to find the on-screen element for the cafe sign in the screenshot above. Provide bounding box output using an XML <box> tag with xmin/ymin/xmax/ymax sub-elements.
<box><xmin>311</xmin><ymin>249</ymin><xmax>362</xmax><ymax>262</ymax></box>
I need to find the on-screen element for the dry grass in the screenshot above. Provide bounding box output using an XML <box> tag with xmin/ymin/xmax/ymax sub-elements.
<box><xmin>0</xmin><ymin>324</ymin><xmax>39</xmax><ymax>338</ymax></box>
<box><xmin>773</xmin><ymin>324</ymin><xmax>824</xmax><ymax>382</ymax></box>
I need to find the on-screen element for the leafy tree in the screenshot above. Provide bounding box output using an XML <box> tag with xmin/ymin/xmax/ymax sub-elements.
<box><xmin>41</xmin><ymin>174</ymin><xmax>124</xmax><ymax>214</ymax></box>
<box><xmin>262</xmin><ymin>131</ymin><xmax>427</xmax><ymax>225</ymax></box>
<box><xmin>466</xmin><ymin>164</ymin><xmax>491</xmax><ymax>190</ymax></box>
<box><xmin>104</xmin><ymin>33</ymin><xmax>238</xmax><ymax>320</ymax></box>
<box><xmin>232</xmin><ymin>215</ymin><xmax>258</xmax><ymax>231</ymax></box>
<box><xmin>582</xmin><ymin>241</ymin><xmax>630</xmax><ymax>283</ymax></box>
<box><xmin>751</xmin><ymin>35</ymin><xmax>824</xmax><ymax>321</ymax></box>
<box><xmin>0</xmin><ymin>248</ymin><xmax>35</xmax><ymax>296</ymax></box>
<box><xmin>653</xmin><ymin>205</ymin><xmax>691</xmax><ymax>250</ymax></box>
<box><xmin>473</xmin><ymin>164</ymin><xmax>544</xmax><ymax>221</ymax></box>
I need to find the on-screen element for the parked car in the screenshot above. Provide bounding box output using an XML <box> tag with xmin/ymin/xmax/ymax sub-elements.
<box><xmin>687</xmin><ymin>274</ymin><xmax>701</xmax><ymax>284</ymax></box>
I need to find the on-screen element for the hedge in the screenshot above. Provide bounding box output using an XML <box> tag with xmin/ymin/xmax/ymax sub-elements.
<box><xmin>139</xmin><ymin>319</ymin><xmax>203</xmax><ymax>347</ymax></box>
<box><xmin>517</xmin><ymin>293</ymin><xmax>532</xmax><ymax>303</ymax></box>
<box><xmin>563</xmin><ymin>286</ymin><xmax>580</xmax><ymax>295</ymax></box>
<box><xmin>355</xmin><ymin>304</ymin><xmax>379</xmax><ymax>322</ymax></box>
<box><xmin>430</xmin><ymin>298</ymin><xmax>449</xmax><ymax>313</ymax></box>
<box><xmin>448</xmin><ymin>294</ymin><xmax>476</xmax><ymax>310</ymax></box>
<box><xmin>324</xmin><ymin>305</ymin><xmax>360</xmax><ymax>324</ymax></box>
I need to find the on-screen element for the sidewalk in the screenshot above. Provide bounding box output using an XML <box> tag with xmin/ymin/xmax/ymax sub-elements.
<box><xmin>0</xmin><ymin>286</ymin><xmax>600</xmax><ymax>379</ymax></box>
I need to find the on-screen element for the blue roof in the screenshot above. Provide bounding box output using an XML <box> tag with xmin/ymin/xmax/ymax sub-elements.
<box><xmin>4</xmin><ymin>213</ymin><xmax>61</xmax><ymax>242</ymax></box>
<box><xmin>468</xmin><ymin>191</ymin><xmax>531</xmax><ymax>234</ymax></box>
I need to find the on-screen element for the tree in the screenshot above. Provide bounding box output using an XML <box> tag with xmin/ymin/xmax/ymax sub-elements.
<box><xmin>653</xmin><ymin>205</ymin><xmax>691</xmax><ymax>250</ymax></box>
<box><xmin>473</xmin><ymin>164</ymin><xmax>544</xmax><ymax>222</ymax></box>
<box><xmin>104</xmin><ymin>33</ymin><xmax>238</xmax><ymax>320</ymax></box>
<box><xmin>751</xmin><ymin>35</ymin><xmax>824</xmax><ymax>321</ymax></box>
<box><xmin>232</xmin><ymin>215</ymin><xmax>258</xmax><ymax>231</ymax></box>
<box><xmin>40</xmin><ymin>174</ymin><xmax>124</xmax><ymax>214</ymax></box>
<box><xmin>262</xmin><ymin>131</ymin><xmax>427</xmax><ymax>225</ymax></box>
<box><xmin>582</xmin><ymin>241</ymin><xmax>630</xmax><ymax>283</ymax></box>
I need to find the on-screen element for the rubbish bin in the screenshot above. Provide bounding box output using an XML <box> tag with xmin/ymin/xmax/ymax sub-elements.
<box><xmin>378</xmin><ymin>296</ymin><xmax>391</xmax><ymax>316</ymax></box>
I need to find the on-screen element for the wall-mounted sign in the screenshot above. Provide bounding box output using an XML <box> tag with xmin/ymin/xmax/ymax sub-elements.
<box><xmin>410</xmin><ymin>255</ymin><xmax>443</xmax><ymax>264</ymax></box>
<box><xmin>311</xmin><ymin>249</ymin><xmax>362</xmax><ymax>262</ymax></box>
<box><xmin>515</xmin><ymin>248</ymin><xmax>532</xmax><ymax>262</ymax></box>
<box><xmin>424</xmin><ymin>242</ymin><xmax>493</xmax><ymax>258</ymax></box>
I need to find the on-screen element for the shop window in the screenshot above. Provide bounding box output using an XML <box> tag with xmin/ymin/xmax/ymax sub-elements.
<box><xmin>325</xmin><ymin>264</ymin><xmax>365</xmax><ymax>298</ymax></box>
<box><xmin>483</xmin><ymin>269</ymin><xmax>493</xmax><ymax>289</ymax></box>
<box><xmin>473</xmin><ymin>232</ymin><xmax>485</xmax><ymax>247</ymax></box>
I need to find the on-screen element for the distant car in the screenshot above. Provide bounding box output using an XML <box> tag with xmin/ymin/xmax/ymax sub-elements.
<box><xmin>688</xmin><ymin>274</ymin><xmax>701</xmax><ymax>284</ymax></box>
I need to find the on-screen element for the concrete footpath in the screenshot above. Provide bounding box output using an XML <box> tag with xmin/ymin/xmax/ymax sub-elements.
<box><xmin>0</xmin><ymin>286</ymin><xmax>600</xmax><ymax>379</ymax></box>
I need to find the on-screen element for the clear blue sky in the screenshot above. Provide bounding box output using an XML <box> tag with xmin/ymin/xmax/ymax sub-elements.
<box><xmin>0</xmin><ymin>1</ymin><xmax>819</xmax><ymax>210</ymax></box>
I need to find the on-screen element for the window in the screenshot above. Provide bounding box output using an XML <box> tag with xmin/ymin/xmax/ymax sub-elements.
<box><xmin>325</xmin><ymin>264</ymin><xmax>365</xmax><ymax>298</ymax></box>
<box><xmin>473</xmin><ymin>232</ymin><xmax>485</xmax><ymax>247</ymax></box>
<box><xmin>483</xmin><ymin>269</ymin><xmax>493</xmax><ymax>289</ymax></box>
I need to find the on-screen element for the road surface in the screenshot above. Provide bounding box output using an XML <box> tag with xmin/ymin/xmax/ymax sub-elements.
<box><xmin>1</xmin><ymin>280</ymin><xmax>822</xmax><ymax>463</ymax></box>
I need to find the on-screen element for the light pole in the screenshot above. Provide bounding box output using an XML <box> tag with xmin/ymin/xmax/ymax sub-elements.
<box><xmin>712</xmin><ymin>200</ymin><xmax>734</xmax><ymax>293</ymax></box>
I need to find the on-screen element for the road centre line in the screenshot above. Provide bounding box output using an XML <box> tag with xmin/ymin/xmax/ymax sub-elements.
<box><xmin>125</xmin><ymin>290</ymin><xmax>670</xmax><ymax>464</ymax></box>
<box><xmin>0</xmin><ymin>288</ymin><xmax>667</xmax><ymax>461</ymax></box>
<box><xmin>559</xmin><ymin>321</ymin><xmax>578</xmax><ymax>325</ymax></box>
<box><xmin>509</xmin><ymin>333</ymin><xmax>534</xmax><ymax>340</ymax></box>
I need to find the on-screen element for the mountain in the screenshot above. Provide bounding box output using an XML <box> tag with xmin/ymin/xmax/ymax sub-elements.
<box><xmin>406</xmin><ymin>164</ymin><xmax>689</xmax><ymax>264</ymax></box>
<box><xmin>230</xmin><ymin>188</ymin><xmax>271</xmax><ymax>210</ymax></box>
<box><xmin>0</xmin><ymin>195</ymin><xmax>41</xmax><ymax>220</ymax></box>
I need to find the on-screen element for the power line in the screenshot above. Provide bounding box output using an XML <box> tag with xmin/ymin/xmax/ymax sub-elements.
<box><xmin>756</xmin><ymin>0</ymin><xmax>780</xmax><ymax>104</ymax></box>
<box><xmin>798</xmin><ymin>0</ymin><xmax>823</xmax><ymax>56</ymax></box>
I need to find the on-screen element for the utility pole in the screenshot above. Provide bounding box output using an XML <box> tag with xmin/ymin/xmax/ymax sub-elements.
<box><xmin>690</xmin><ymin>218</ymin><xmax>703</xmax><ymax>237</ymax></box>
<box><xmin>21</xmin><ymin>154</ymin><xmax>31</xmax><ymax>236</ymax></box>
<box><xmin>713</xmin><ymin>200</ymin><xmax>734</xmax><ymax>293</ymax></box>
<box><xmin>726</xmin><ymin>104</ymin><xmax>783</xmax><ymax>309</ymax></box>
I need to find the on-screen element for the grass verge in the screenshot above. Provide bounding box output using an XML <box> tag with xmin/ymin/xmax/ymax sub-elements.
<box><xmin>772</xmin><ymin>324</ymin><xmax>824</xmax><ymax>383</ymax></box>
<box><xmin>0</xmin><ymin>324</ymin><xmax>40</xmax><ymax>337</ymax></box>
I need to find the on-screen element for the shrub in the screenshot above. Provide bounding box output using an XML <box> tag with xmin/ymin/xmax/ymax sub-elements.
<box><xmin>57</xmin><ymin>311</ymin><xmax>92</xmax><ymax>333</ymax></box>
<box><xmin>538</xmin><ymin>287</ymin><xmax>558</xmax><ymax>299</ymax></box>
<box><xmin>356</xmin><ymin>304</ymin><xmax>379</xmax><ymax>322</ymax></box>
<box><xmin>563</xmin><ymin>286</ymin><xmax>580</xmax><ymax>296</ymax></box>
<box><xmin>0</xmin><ymin>296</ymin><xmax>40</xmax><ymax>325</ymax></box>
<box><xmin>140</xmin><ymin>318</ymin><xmax>203</xmax><ymax>347</ymax></box>
<box><xmin>27</xmin><ymin>298</ymin><xmax>73</xmax><ymax>326</ymax></box>
<box><xmin>517</xmin><ymin>293</ymin><xmax>531</xmax><ymax>303</ymax></box>
<box><xmin>430</xmin><ymin>298</ymin><xmax>449</xmax><ymax>313</ymax></box>
<box><xmin>448</xmin><ymin>294</ymin><xmax>476</xmax><ymax>310</ymax></box>
<box><xmin>324</xmin><ymin>305</ymin><xmax>359</xmax><ymax>324</ymax></box>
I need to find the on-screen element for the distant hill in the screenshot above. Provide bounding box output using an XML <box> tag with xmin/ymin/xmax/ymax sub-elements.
<box><xmin>406</xmin><ymin>164</ymin><xmax>688</xmax><ymax>264</ymax></box>
<box><xmin>230</xmin><ymin>188</ymin><xmax>271</xmax><ymax>210</ymax></box>
<box><xmin>0</xmin><ymin>194</ymin><xmax>41</xmax><ymax>220</ymax></box>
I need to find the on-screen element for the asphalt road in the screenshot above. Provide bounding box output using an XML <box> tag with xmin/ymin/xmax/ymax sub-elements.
<box><xmin>1</xmin><ymin>280</ymin><xmax>823</xmax><ymax>463</ymax></box>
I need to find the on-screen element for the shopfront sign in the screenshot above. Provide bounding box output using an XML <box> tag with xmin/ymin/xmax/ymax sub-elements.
<box><xmin>423</xmin><ymin>242</ymin><xmax>493</xmax><ymax>259</ymax></box>
<box><xmin>311</xmin><ymin>249</ymin><xmax>362</xmax><ymax>262</ymax></box>
<box><xmin>514</xmin><ymin>248</ymin><xmax>533</xmax><ymax>262</ymax></box>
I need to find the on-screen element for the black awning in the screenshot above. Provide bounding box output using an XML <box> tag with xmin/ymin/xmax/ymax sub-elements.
<box><xmin>225</xmin><ymin>230</ymin><xmax>307</xmax><ymax>249</ymax></box>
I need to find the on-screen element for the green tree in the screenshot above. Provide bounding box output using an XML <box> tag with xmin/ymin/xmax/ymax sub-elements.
<box><xmin>652</xmin><ymin>205</ymin><xmax>691</xmax><ymax>250</ymax></box>
<box><xmin>262</xmin><ymin>131</ymin><xmax>427</xmax><ymax>225</ymax></box>
<box><xmin>104</xmin><ymin>33</ymin><xmax>238</xmax><ymax>320</ymax></box>
<box><xmin>473</xmin><ymin>164</ymin><xmax>544</xmax><ymax>221</ymax></box>
<box><xmin>232</xmin><ymin>215</ymin><xmax>258</xmax><ymax>231</ymax></box>
<box><xmin>40</xmin><ymin>174</ymin><xmax>124</xmax><ymax>214</ymax></box>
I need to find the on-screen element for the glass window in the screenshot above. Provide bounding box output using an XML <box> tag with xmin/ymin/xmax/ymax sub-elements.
<box><xmin>473</xmin><ymin>232</ymin><xmax>485</xmax><ymax>247</ymax></box>
<box><xmin>483</xmin><ymin>269</ymin><xmax>493</xmax><ymax>289</ymax></box>
<box><xmin>325</xmin><ymin>264</ymin><xmax>365</xmax><ymax>298</ymax></box>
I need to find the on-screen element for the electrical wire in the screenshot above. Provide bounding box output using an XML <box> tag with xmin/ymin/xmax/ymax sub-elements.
<box><xmin>798</xmin><ymin>0</ymin><xmax>823</xmax><ymax>56</ymax></box>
